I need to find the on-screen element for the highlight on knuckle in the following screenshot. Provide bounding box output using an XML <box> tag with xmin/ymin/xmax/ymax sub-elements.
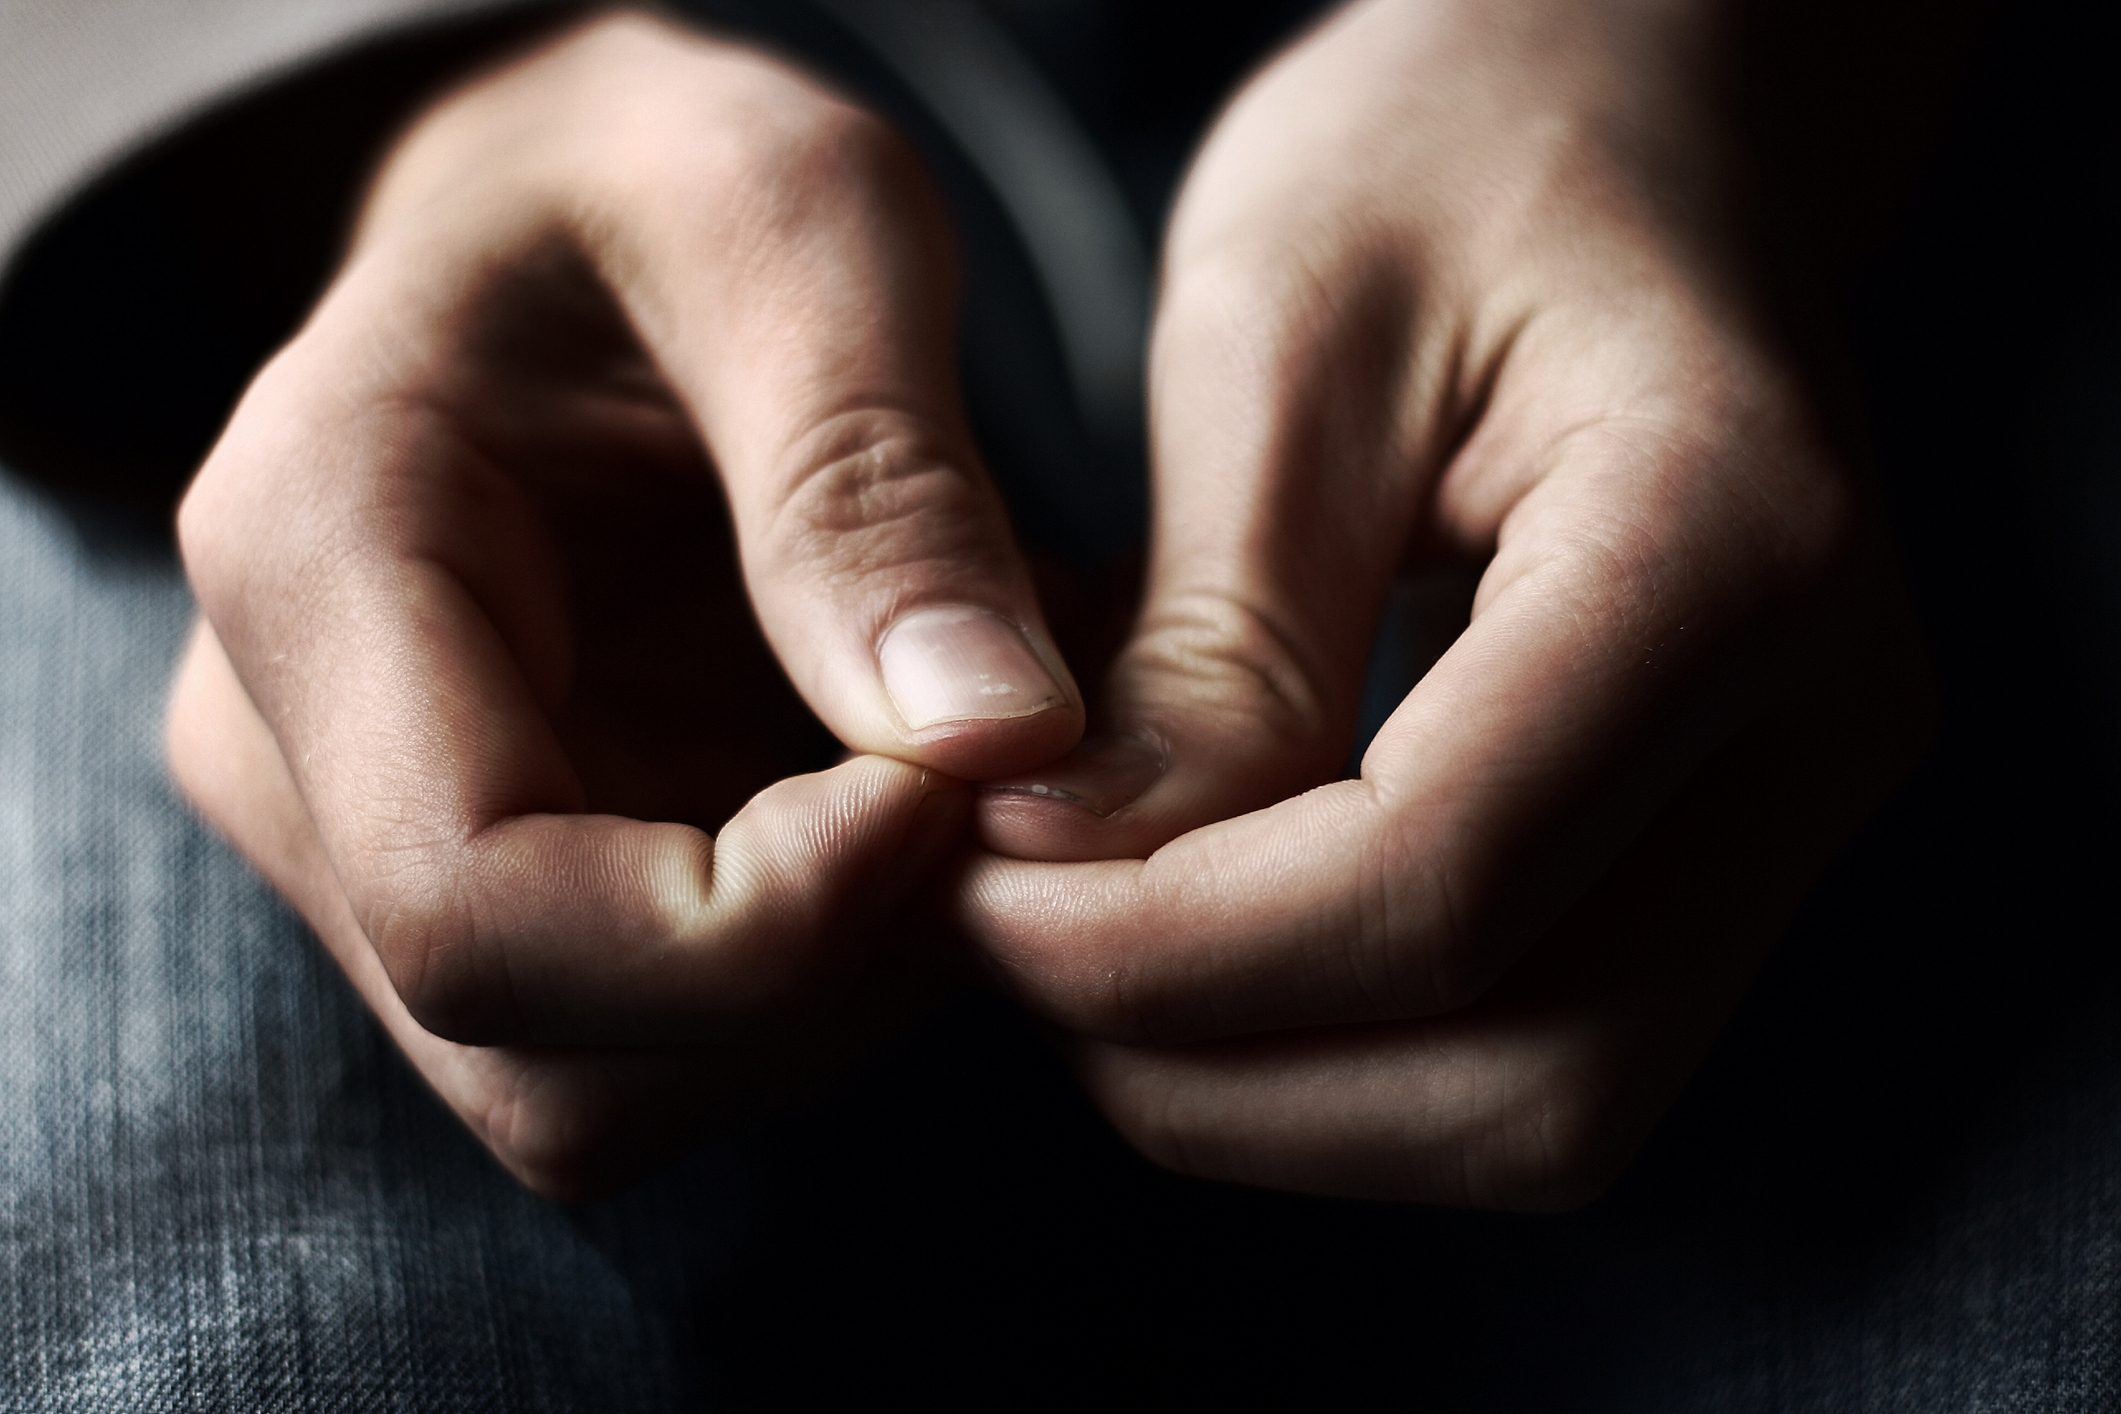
<box><xmin>176</xmin><ymin>354</ymin><xmax>310</xmax><ymax>601</ymax></box>
<box><xmin>172</xmin><ymin>476</ymin><xmax>229</xmax><ymax>594</ymax></box>
<box><xmin>571</xmin><ymin>27</ymin><xmax>909</xmax><ymax>226</ymax></box>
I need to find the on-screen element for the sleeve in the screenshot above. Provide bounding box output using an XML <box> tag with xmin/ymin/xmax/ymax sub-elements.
<box><xmin>0</xmin><ymin>0</ymin><xmax>581</xmax><ymax>502</ymax></box>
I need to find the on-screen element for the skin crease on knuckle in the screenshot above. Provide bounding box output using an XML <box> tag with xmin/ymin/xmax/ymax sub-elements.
<box><xmin>1352</xmin><ymin>814</ymin><xmax>1496</xmax><ymax>1021</ymax></box>
<box><xmin>1115</xmin><ymin>586</ymin><xmax>1339</xmax><ymax>756</ymax></box>
<box><xmin>758</xmin><ymin>421</ymin><xmax>1005</xmax><ymax>600</ymax></box>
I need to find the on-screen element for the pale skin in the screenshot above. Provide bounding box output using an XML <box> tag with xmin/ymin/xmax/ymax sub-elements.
<box><xmin>167</xmin><ymin>2</ymin><xmax>1932</xmax><ymax>1204</ymax></box>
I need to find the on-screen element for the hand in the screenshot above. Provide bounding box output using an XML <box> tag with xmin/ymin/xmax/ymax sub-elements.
<box><xmin>166</xmin><ymin>11</ymin><xmax>1081</xmax><ymax>1195</ymax></box>
<box><xmin>962</xmin><ymin>0</ymin><xmax>1933</xmax><ymax>1207</ymax></box>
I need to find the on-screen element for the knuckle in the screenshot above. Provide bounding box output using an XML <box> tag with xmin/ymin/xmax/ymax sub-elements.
<box><xmin>1548</xmin><ymin>400</ymin><xmax>1862</xmax><ymax>627</ymax></box>
<box><xmin>565</xmin><ymin>7</ymin><xmax>679</xmax><ymax>59</ymax></box>
<box><xmin>478</xmin><ymin>1071</ymin><xmax>616</xmax><ymax>1202</ymax></box>
<box><xmin>1154</xmin><ymin>229</ymin><xmax>1416</xmax><ymax>478</ymax></box>
<box><xmin>1359</xmin><ymin>812</ymin><xmax>1508</xmax><ymax>1017</ymax></box>
<box><xmin>703</xmin><ymin>81</ymin><xmax>918</xmax><ymax>234</ymax></box>
<box><xmin>761</xmin><ymin>413</ymin><xmax>999</xmax><ymax>585</ymax></box>
<box><xmin>1479</xmin><ymin>1053</ymin><xmax>1642</xmax><ymax>1213</ymax></box>
<box><xmin>1532</xmin><ymin>471</ymin><xmax>1696</xmax><ymax>634</ymax></box>
<box><xmin>1122</xmin><ymin>586</ymin><xmax>1337</xmax><ymax>756</ymax></box>
<box><xmin>759</xmin><ymin>94</ymin><xmax>911</xmax><ymax>193</ymax></box>
<box><xmin>172</xmin><ymin>477</ymin><xmax>224</xmax><ymax>588</ymax></box>
<box><xmin>1085</xmin><ymin>1055</ymin><xmax>1242</xmax><ymax>1186</ymax></box>
<box><xmin>1155</xmin><ymin>237</ymin><xmax>1341</xmax><ymax>384</ymax></box>
<box><xmin>572</xmin><ymin>30</ymin><xmax>917</xmax><ymax>228</ymax></box>
<box><xmin>177</xmin><ymin>340</ymin><xmax>354</xmax><ymax>619</ymax></box>
<box><xmin>361</xmin><ymin>864</ymin><xmax>512</xmax><ymax>1043</ymax></box>
<box><xmin>175</xmin><ymin>367</ymin><xmax>287</xmax><ymax>597</ymax></box>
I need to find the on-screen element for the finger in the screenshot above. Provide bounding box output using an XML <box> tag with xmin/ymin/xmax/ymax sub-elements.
<box><xmin>976</xmin><ymin>239</ymin><xmax>1433</xmax><ymax>858</ymax></box>
<box><xmin>560</xmin><ymin>25</ymin><xmax>1082</xmax><ymax>779</ymax></box>
<box><xmin>963</xmin><ymin>397</ymin><xmax>1854</xmax><ymax>1043</ymax></box>
<box><xmin>1066</xmin><ymin>685</ymin><xmax>1917</xmax><ymax>1207</ymax></box>
<box><xmin>166</xmin><ymin>619</ymin><xmax>941</xmax><ymax>1197</ymax></box>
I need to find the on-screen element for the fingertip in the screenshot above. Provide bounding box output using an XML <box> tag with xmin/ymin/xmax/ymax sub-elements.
<box><xmin>766</xmin><ymin>752</ymin><xmax>974</xmax><ymax>890</ymax></box>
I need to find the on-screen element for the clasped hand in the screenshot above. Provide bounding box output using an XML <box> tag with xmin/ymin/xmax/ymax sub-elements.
<box><xmin>167</xmin><ymin>6</ymin><xmax>1929</xmax><ymax>1205</ymax></box>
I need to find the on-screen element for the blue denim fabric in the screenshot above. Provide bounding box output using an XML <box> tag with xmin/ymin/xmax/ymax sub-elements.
<box><xmin>0</xmin><ymin>483</ymin><xmax>758</xmax><ymax>1410</ymax></box>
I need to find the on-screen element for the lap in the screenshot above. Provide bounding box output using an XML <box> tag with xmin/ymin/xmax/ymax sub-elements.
<box><xmin>0</xmin><ymin>476</ymin><xmax>729</xmax><ymax>1412</ymax></box>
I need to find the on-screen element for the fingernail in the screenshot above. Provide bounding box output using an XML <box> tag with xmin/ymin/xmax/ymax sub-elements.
<box><xmin>879</xmin><ymin>605</ymin><xmax>1065</xmax><ymax>731</ymax></box>
<box><xmin>981</xmin><ymin>734</ymin><xmax>1166</xmax><ymax>818</ymax></box>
